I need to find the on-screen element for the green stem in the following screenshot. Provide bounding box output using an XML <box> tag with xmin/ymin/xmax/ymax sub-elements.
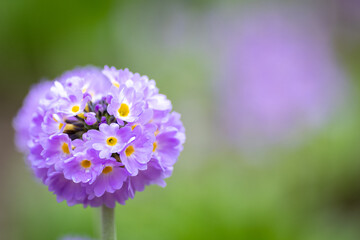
<box><xmin>101</xmin><ymin>205</ymin><xmax>116</xmax><ymax>240</ymax></box>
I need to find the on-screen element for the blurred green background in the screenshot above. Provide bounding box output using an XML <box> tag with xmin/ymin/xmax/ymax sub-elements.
<box><xmin>2</xmin><ymin>0</ymin><xmax>360</xmax><ymax>239</ymax></box>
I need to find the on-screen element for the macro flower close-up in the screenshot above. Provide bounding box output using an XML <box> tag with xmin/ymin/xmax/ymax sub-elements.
<box><xmin>2</xmin><ymin>1</ymin><xmax>360</xmax><ymax>240</ymax></box>
<box><xmin>13</xmin><ymin>66</ymin><xmax>185</xmax><ymax>208</ymax></box>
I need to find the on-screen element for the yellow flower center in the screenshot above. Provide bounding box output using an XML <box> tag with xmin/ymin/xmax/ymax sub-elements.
<box><xmin>102</xmin><ymin>166</ymin><xmax>113</xmax><ymax>174</ymax></box>
<box><xmin>131</xmin><ymin>124</ymin><xmax>138</xmax><ymax>130</ymax></box>
<box><xmin>71</xmin><ymin>105</ymin><xmax>80</xmax><ymax>113</ymax></box>
<box><xmin>113</xmin><ymin>82</ymin><xmax>120</xmax><ymax>88</ymax></box>
<box><xmin>154</xmin><ymin>129</ymin><xmax>160</xmax><ymax>136</ymax></box>
<box><xmin>153</xmin><ymin>141</ymin><xmax>157</xmax><ymax>152</ymax></box>
<box><xmin>118</xmin><ymin>103</ymin><xmax>130</xmax><ymax>117</ymax></box>
<box><xmin>125</xmin><ymin>145</ymin><xmax>135</xmax><ymax>157</ymax></box>
<box><xmin>106</xmin><ymin>137</ymin><xmax>117</xmax><ymax>146</ymax></box>
<box><xmin>62</xmin><ymin>142</ymin><xmax>70</xmax><ymax>154</ymax></box>
<box><xmin>80</xmin><ymin>160</ymin><xmax>91</xmax><ymax>168</ymax></box>
<box><xmin>58</xmin><ymin>123</ymin><xmax>64</xmax><ymax>130</ymax></box>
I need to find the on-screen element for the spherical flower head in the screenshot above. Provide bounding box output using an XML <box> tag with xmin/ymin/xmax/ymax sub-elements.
<box><xmin>13</xmin><ymin>65</ymin><xmax>185</xmax><ymax>208</ymax></box>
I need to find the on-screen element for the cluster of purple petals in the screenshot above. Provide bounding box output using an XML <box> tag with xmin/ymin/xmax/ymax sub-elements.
<box><xmin>13</xmin><ymin>66</ymin><xmax>185</xmax><ymax>208</ymax></box>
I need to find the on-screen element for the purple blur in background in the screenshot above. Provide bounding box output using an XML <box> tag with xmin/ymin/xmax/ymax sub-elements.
<box><xmin>214</xmin><ymin>6</ymin><xmax>347</xmax><ymax>153</ymax></box>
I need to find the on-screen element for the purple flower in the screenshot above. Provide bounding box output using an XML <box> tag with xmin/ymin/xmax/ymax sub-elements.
<box><xmin>102</xmin><ymin>65</ymin><xmax>133</xmax><ymax>88</ymax></box>
<box><xmin>40</xmin><ymin>133</ymin><xmax>73</xmax><ymax>166</ymax></box>
<box><xmin>107</xmin><ymin>86</ymin><xmax>145</xmax><ymax>123</ymax></box>
<box><xmin>127</xmin><ymin>108</ymin><xmax>153</xmax><ymax>131</ymax></box>
<box><xmin>57</xmin><ymin>88</ymin><xmax>90</xmax><ymax>117</ymax></box>
<box><xmin>72</xmin><ymin>139</ymin><xmax>88</xmax><ymax>153</ymax></box>
<box><xmin>63</xmin><ymin>149</ymin><xmax>103</xmax><ymax>183</ymax></box>
<box><xmin>87</xmin><ymin>123</ymin><xmax>135</xmax><ymax>159</ymax></box>
<box><xmin>146</xmin><ymin>94</ymin><xmax>172</xmax><ymax>112</ymax></box>
<box><xmin>58</xmin><ymin>65</ymin><xmax>112</xmax><ymax>100</ymax></box>
<box><xmin>119</xmin><ymin>126</ymin><xmax>155</xmax><ymax>175</ymax></box>
<box><xmin>86</xmin><ymin>160</ymin><xmax>129</xmax><ymax>198</ymax></box>
<box><xmin>41</xmin><ymin>112</ymin><xmax>67</xmax><ymax>135</ymax></box>
<box><xmin>84</xmin><ymin>112</ymin><xmax>97</xmax><ymax>125</ymax></box>
<box><xmin>13</xmin><ymin>66</ymin><xmax>185</xmax><ymax>208</ymax></box>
